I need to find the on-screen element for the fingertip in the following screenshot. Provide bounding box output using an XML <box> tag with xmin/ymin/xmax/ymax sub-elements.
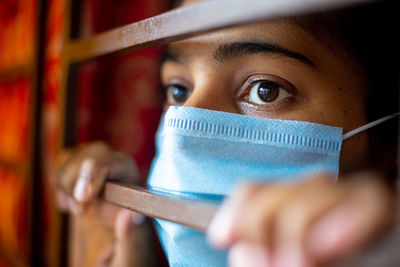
<box><xmin>306</xmin><ymin>204</ymin><xmax>357</xmax><ymax>261</ymax></box>
<box><xmin>208</xmin><ymin>184</ymin><xmax>258</xmax><ymax>249</ymax></box>
<box><xmin>115</xmin><ymin>209</ymin><xmax>135</xmax><ymax>242</ymax></box>
<box><xmin>207</xmin><ymin>197</ymin><xmax>240</xmax><ymax>249</ymax></box>
<box><xmin>131</xmin><ymin>211</ymin><xmax>146</xmax><ymax>225</ymax></box>
<box><xmin>228</xmin><ymin>242</ymin><xmax>270</xmax><ymax>267</ymax></box>
<box><xmin>274</xmin><ymin>244</ymin><xmax>308</xmax><ymax>267</ymax></box>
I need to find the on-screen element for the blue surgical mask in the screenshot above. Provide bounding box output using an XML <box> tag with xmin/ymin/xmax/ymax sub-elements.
<box><xmin>147</xmin><ymin>106</ymin><xmax>398</xmax><ymax>267</ymax></box>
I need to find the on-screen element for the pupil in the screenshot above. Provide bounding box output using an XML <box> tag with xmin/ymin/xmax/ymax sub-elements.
<box><xmin>257</xmin><ymin>82</ymin><xmax>279</xmax><ymax>102</ymax></box>
<box><xmin>172</xmin><ymin>86</ymin><xmax>187</xmax><ymax>103</ymax></box>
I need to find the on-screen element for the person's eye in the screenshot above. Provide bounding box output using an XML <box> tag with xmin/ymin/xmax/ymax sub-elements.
<box><xmin>240</xmin><ymin>79</ymin><xmax>294</xmax><ymax>107</ymax></box>
<box><xmin>165</xmin><ymin>84</ymin><xmax>192</xmax><ymax>105</ymax></box>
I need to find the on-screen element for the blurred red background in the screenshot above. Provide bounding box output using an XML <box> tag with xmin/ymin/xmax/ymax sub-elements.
<box><xmin>0</xmin><ymin>0</ymin><xmax>168</xmax><ymax>266</ymax></box>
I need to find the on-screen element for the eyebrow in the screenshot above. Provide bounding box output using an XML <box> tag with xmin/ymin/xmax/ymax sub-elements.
<box><xmin>214</xmin><ymin>42</ymin><xmax>315</xmax><ymax>67</ymax></box>
<box><xmin>161</xmin><ymin>41</ymin><xmax>315</xmax><ymax>68</ymax></box>
<box><xmin>161</xmin><ymin>49</ymin><xmax>181</xmax><ymax>64</ymax></box>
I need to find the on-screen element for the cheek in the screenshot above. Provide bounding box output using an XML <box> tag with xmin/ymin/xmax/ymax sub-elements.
<box><xmin>316</xmin><ymin>86</ymin><xmax>367</xmax><ymax>131</ymax></box>
<box><xmin>281</xmin><ymin>88</ymin><xmax>367</xmax><ymax>130</ymax></box>
<box><xmin>303</xmin><ymin>53</ymin><xmax>368</xmax><ymax>130</ymax></box>
<box><xmin>284</xmin><ymin>79</ymin><xmax>369</xmax><ymax>172</ymax></box>
<box><xmin>293</xmin><ymin>73</ymin><xmax>367</xmax><ymax>129</ymax></box>
<box><xmin>340</xmin><ymin>131</ymin><xmax>370</xmax><ymax>173</ymax></box>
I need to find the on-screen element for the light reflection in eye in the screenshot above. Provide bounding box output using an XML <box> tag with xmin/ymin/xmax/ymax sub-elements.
<box><xmin>247</xmin><ymin>80</ymin><xmax>291</xmax><ymax>105</ymax></box>
<box><xmin>166</xmin><ymin>84</ymin><xmax>191</xmax><ymax>105</ymax></box>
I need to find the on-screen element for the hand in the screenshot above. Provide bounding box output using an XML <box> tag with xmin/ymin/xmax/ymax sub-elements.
<box><xmin>207</xmin><ymin>172</ymin><xmax>395</xmax><ymax>267</ymax></box>
<box><xmin>56</xmin><ymin>142</ymin><xmax>154</xmax><ymax>267</ymax></box>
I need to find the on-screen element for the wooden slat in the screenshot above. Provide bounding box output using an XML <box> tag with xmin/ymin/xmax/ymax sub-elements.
<box><xmin>64</xmin><ymin>0</ymin><xmax>376</xmax><ymax>63</ymax></box>
<box><xmin>0</xmin><ymin>64</ymin><xmax>33</xmax><ymax>82</ymax></box>
<box><xmin>0</xmin><ymin>157</ymin><xmax>27</xmax><ymax>175</ymax></box>
<box><xmin>103</xmin><ymin>182</ymin><xmax>218</xmax><ymax>232</ymax></box>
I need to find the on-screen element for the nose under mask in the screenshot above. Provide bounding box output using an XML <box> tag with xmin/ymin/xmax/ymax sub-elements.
<box><xmin>147</xmin><ymin>106</ymin><xmax>398</xmax><ymax>267</ymax></box>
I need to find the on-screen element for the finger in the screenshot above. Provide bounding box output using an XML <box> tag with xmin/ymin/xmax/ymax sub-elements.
<box><xmin>85</xmin><ymin>142</ymin><xmax>140</xmax><ymax>184</ymax></box>
<box><xmin>58</xmin><ymin>142</ymin><xmax>111</xmax><ymax>196</ymax></box>
<box><xmin>207</xmin><ymin>173</ymin><xmax>333</xmax><ymax>249</ymax></box>
<box><xmin>97</xmin><ymin>244</ymin><xmax>114</xmax><ymax>267</ymax></box>
<box><xmin>208</xmin><ymin>180</ymin><xmax>303</xmax><ymax>248</ymax></box>
<box><xmin>106</xmin><ymin>151</ymin><xmax>141</xmax><ymax>184</ymax></box>
<box><xmin>272</xmin><ymin>177</ymin><xmax>343</xmax><ymax>267</ymax></box>
<box><xmin>306</xmin><ymin>176</ymin><xmax>395</xmax><ymax>264</ymax></box>
<box><xmin>56</xmin><ymin>189</ymin><xmax>83</xmax><ymax>214</ymax></box>
<box><xmin>56</xmin><ymin>190</ymin><xmax>70</xmax><ymax>211</ymax></box>
<box><xmin>115</xmin><ymin>210</ymin><xmax>145</xmax><ymax>242</ymax></box>
<box><xmin>228</xmin><ymin>242</ymin><xmax>270</xmax><ymax>267</ymax></box>
<box><xmin>207</xmin><ymin>182</ymin><xmax>265</xmax><ymax>248</ymax></box>
<box><xmin>57</xmin><ymin>154</ymin><xmax>82</xmax><ymax>195</ymax></box>
<box><xmin>110</xmin><ymin>209</ymin><xmax>151</xmax><ymax>267</ymax></box>
<box><xmin>73</xmin><ymin>158</ymin><xmax>108</xmax><ymax>203</ymax></box>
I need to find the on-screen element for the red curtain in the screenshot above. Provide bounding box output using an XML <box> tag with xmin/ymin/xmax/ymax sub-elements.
<box><xmin>75</xmin><ymin>0</ymin><xmax>168</xmax><ymax>180</ymax></box>
<box><xmin>0</xmin><ymin>0</ymin><xmax>36</xmax><ymax>265</ymax></box>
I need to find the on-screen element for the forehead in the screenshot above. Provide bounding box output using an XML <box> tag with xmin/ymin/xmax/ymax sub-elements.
<box><xmin>167</xmin><ymin>20</ymin><xmax>323</xmax><ymax>64</ymax></box>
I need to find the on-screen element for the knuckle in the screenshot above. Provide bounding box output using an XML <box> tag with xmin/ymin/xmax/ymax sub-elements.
<box><xmin>238</xmin><ymin>184</ymin><xmax>285</xmax><ymax>243</ymax></box>
<box><xmin>276</xmin><ymin>198</ymin><xmax>315</xmax><ymax>240</ymax></box>
<box><xmin>235</xmin><ymin>182</ymin><xmax>262</xmax><ymax>201</ymax></box>
<box><xmin>87</xmin><ymin>141</ymin><xmax>110</xmax><ymax>154</ymax></box>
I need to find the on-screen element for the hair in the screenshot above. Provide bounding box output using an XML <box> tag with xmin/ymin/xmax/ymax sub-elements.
<box><xmin>294</xmin><ymin>0</ymin><xmax>399</xmax><ymax>117</ymax></box>
<box><xmin>293</xmin><ymin>0</ymin><xmax>399</xmax><ymax>178</ymax></box>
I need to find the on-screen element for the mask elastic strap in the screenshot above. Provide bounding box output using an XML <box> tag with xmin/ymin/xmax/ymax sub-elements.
<box><xmin>343</xmin><ymin>111</ymin><xmax>400</xmax><ymax>140</ymax></box>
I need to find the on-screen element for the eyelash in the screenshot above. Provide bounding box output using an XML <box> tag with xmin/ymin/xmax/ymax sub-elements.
<box><xmin>163</xmin><ymin>76</ymin><xmax>297</xmax><ymax>110</ymax></box>
<box><xmin>238</xmin><ymin>77</ymin><xmax>296</xmax><ymax>110</ymax></box>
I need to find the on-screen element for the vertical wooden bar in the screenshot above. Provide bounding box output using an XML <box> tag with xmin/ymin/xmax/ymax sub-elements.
<box><xmin>30</xmin><ymin>0</ymin><xmax>47</xmax><ymax>265</ymax></box>
<box><xmin>58</xmin><ymin>0</ymin><xmax>77</xmax><ymax>265</ymax></box>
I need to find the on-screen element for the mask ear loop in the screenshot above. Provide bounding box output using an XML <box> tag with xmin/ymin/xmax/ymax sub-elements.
<box><xmin>343</xmin><ymin>112</ymin><xmax>400</xmax><ymax>140</ymax></box>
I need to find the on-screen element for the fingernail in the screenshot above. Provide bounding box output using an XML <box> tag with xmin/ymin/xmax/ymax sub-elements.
<box><xmin>80</xmin><ymin>159</ymin><xmax>95</xmax><ymax>180</ymax></box>
<box><xmin>73</xmin><ymin>178</ymin><xmax>92</xmax><ymax>202</ymax></box>
<box><xmin>131</xmin><ymin>212</ymin><xmax>146</xmax><ymax>225</ymax></box>
<box><xmin>229</xmin><ymin>242</ymin><xmax>270</xmax><ymax>267</ymax></box>
<box><xmin>274</xmin><ymin>245</ymin><xmax>307</xmax><ymax>267</ymax></box>
<box><xmin>207</xmin><ymin>197</ymin><xmax>240</xmax><ymax>248</ymax></box>
<box><xmin>307</xmin><ymin>205</ymin><xmax>354</xmax><ymax>258</ymax></box>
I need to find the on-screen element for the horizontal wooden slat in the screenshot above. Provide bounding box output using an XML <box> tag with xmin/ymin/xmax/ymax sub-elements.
<box><xmin>0</xmin><ymin>64</ymin><xmax>33</xmax><ymax>81</ymax></box>
<box><xmin>64</xmin><ymin>0</ymin><xmax>376</xmax><ymax>63</ymax></box>
<box><xmin>103</xmin><ymin>182</ymin><xmax>218</xmax><ymax>232</ymax></box>
<box><xmin>0</xmin><ymin>157</ymin><xmax>27</xmax><ymax>175</ymax></box>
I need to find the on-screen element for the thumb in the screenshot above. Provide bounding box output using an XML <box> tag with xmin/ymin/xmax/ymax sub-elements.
<box><xmin>73</xmin><ymin>158</ymin><xmax>109</xmax><ymax>203</ymax></box>
<box><xmin>110</xmin><ymin>209</ymin><xmax>153</xmax><ymax>267</ymax></box>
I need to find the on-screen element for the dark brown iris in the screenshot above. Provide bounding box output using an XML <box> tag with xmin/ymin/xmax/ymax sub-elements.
<box><xmin>257</xmin><ymin>81</ymin><xmax>279</xmax><ymax>102</ymax></box>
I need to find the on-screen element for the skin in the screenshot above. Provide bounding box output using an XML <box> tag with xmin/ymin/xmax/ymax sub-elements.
<box><xmin>57</xmin><ymin>1</ymin><xmax>395</xmax><ymax>266</ymax></box>
<box><xmin>57</xmin><ymin>143</ymin><xmax>155</xmax><ymax>267</ymax></box>
<box><xmin>160</xmin><ymin>19</ymin><xmax>369</xmax><ymax>172</ymax></box>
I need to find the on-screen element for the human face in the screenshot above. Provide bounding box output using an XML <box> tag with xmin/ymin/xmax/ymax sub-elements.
<box><xmin>160</xmin><ymin>3</ymin><xmax>370</xmax><ymax>172</ymax></box>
